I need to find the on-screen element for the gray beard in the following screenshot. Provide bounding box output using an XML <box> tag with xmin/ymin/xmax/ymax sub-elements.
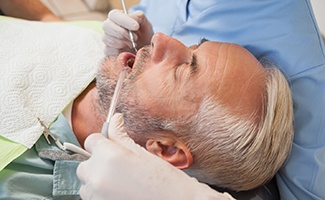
<box><xmin>95</xmin><ymin>69</ymin><xmax>117</xmax><ymax>118</ymax></box>
<box><xmin>95</xmin><ymin>52</ymin><xmax>169</xmax><ymax>146</ymax></box>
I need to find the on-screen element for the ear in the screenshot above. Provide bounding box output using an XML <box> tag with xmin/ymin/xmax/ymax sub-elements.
<box><xmin>146</xmin><ymin>138</ymin><xmax>193</xmax><ymax>169</ymax></box>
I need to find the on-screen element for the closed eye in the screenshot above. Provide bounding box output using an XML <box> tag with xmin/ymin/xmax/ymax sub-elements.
<box><xmin>190</xmin><ymin>54</ymin><xmax>198</xmax><ymax>75</ymax></box>
<box><xmin>189</xmin><ymin>38</ymin><xmax>208</xmax><ymax>75</ymax></box>
<box><xmin>173</xmin><ymin>58</ymin><xmax>197</xmax><ymax>80</ymax></box>
<box><xmin>174</xmin><ymin>38</ymin><xmax>207</xmax><ymax>79</ymax></box>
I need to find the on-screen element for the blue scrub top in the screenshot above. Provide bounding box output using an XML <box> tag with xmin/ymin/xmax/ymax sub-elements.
<box><xmin>131</xmin><ymin>0</ymin><xmax>325</xmax><ymax>199</ymax></box>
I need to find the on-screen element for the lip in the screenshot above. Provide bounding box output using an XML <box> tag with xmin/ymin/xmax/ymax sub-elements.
<box><xmin>116</xmin><ymin>52</ymin><xmax>136</xmax><ymax>69</ymax></box>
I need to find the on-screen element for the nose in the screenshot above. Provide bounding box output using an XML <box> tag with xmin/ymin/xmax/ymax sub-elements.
<box><xmin>150</xmin><ymin>33</ymin><xmax>190</xmax><ymax>64</ymax></box>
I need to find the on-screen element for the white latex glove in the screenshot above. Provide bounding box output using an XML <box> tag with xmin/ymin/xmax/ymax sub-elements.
<box><xmin>102</xmin><ymin>9</ymin><xmax>153</xmax><ymax>56</ymax></box>
<box><xmin>77</xmin><ymin>113</ymin><xmax>235</xmax><ymax>200</ymax></box>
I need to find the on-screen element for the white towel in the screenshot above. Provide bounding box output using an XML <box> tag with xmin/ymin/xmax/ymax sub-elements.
<box><xmin>0</xmin><ymin>20</ymin><xmax>105</xmax><ymax>148</ymax></box>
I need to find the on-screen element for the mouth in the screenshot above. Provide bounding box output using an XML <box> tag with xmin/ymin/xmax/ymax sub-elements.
<box><xmin>126</xmin><ymin>56</ymin><xmax>135</xmax><ymax>68</ymax></box>
<box><xmin>118</xmin><ymin>52</ymin><xmax>136</xmax><ymax>69</ymax></box>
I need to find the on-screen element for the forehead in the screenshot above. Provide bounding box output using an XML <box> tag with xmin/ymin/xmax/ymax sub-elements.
<box><xmin>193</xmin><ymin>40</ymin><xmax>263</xmax><ymax>82</ymax></box>
<box><xmin>188</xmin><ymin>41</ymin><xmax>243</xmax><ymax>91</ymax></box>
<box><xmin>190</xmin><ymin>41</ymin><xmax>265</xmax><ymax>113</ymax></box>
<box><xmin>194</xmin><ymin>41</ymin><xmax>246</xmax><ymax>67</ymax></box>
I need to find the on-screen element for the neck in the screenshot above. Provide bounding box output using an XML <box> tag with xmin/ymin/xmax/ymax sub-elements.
<box><xmin>71</xmin><ymin>82</ymin><xmax>105</xmax><ymax>148</ymax></box>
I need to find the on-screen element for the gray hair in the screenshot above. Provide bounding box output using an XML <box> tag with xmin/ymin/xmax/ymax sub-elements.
<box><xmin>165</xmin><ymin>66</ymin><xmax>294</xmax><ymax>191</ymax></box>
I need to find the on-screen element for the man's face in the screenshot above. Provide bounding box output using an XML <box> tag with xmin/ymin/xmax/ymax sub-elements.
<box><xmin>97</xmin><ymin>33</ymin><xmax>265</xmax><ymax>144</ymax></box>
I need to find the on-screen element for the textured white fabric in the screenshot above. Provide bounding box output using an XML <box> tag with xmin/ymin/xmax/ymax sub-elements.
<box><xmin>0</xmin><ymin>20</ymin><xmax>104</xmax><ymax>148</ymax></box>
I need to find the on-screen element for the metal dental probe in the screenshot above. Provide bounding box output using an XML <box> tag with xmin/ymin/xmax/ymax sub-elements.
<box><xmin>101</xmin><ymin>66</ymin><xmax>130</xmax><ymax>138</ymax></box>
<box><xmin>121</xmin><ymin>0</ymin><xmax>138</xmax><ymax>53</ymax></box>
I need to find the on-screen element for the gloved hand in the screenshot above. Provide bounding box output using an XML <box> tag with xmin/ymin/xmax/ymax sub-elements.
<box><xmin>77</xmin><ymin>113</ymin><xmax>234</xmax><ymax>200</ymax></box>
<box><xmin>102</xmin><ymin>9</ymin><xmax>154</xmax><ymax>56</ymax></box>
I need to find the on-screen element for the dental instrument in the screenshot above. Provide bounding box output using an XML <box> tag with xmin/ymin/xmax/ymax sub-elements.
<box><xmin>39</xmin><ymin>118</ymin><xmax>91</xmax><ymax>158</ymax></box>
<box><xmin>121</xmin><ymin>0</ymin><xmax>138</xmax><ymax>53</ymax></box>
<box><xmin>101</xmin><ymin>66</ymin><xmax>131</xmax><ymax>138</ymax></box>
<box><xmin>63</xmin><ymin>142</ymin><xmax>91</xmax><ymax>158</ymax></box>
<box><xmin>39</xmin><ymin>118</ymin><xmax>65</xmax><ymax>150</ymax></box>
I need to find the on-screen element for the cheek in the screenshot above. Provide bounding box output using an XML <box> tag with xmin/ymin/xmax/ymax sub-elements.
<box><xmin>133</xmin><ymin>86</ymin><xmax>169</xmax><ymax>116</ymax></box>
<box><xmin>134</xmin><ymin>67</ymin><xmax>174</xmax><ymax>98</ymax></box>
<box><xmin>136</xmin><ymin>83</ymin><xmax>198</xmax><ymax>120</ymax></box>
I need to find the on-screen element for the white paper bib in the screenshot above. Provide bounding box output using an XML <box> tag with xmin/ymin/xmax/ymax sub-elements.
<box><xmin>0</xmin><ymin>20</ymin><xmax>104</xmax><ymax>148</ymax></box>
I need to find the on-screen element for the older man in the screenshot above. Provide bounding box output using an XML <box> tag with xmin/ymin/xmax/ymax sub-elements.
<box><xmin>91</xmin><ymin>33</ymin><xmax>293</xmax><ymax>191</ymax></box>
<box><xmin>104</xmin><ymin>1</ymin><xmax>325</xmax><ymax>198</ymax></box>
<box><xmin>0</xmin><ymin>17</ymin><xmax>293</xmax><ymax>198</ymax></box>
<box><xmin>76</xmin><ymin>31</ymin><xmax>293</xmax><ymax>197</ymax></box>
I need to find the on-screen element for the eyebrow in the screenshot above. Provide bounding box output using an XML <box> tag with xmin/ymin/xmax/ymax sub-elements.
<box><xmin>190</xmin><ymin>54</ymin><xmax>198</xmax><ymax>75</ymax></box>
<box><xmin>199</xmin><ymin>38</ymin><xmax>209</xmax><ymax>46</ymax></box>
